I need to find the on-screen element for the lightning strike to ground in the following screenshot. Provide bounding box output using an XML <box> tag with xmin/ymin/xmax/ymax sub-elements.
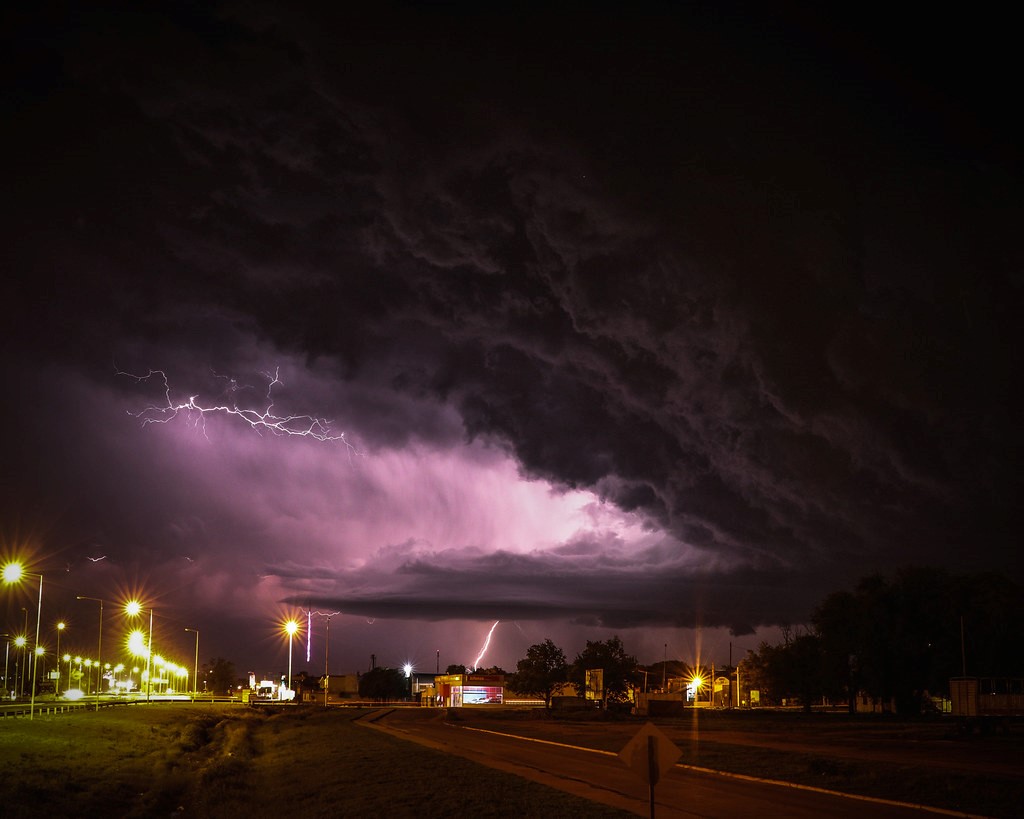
<box><xmin>473</xmin><ymin>620</ymin><xmax>500</xmax><ymax>670</ymax></box>
<box><xmin>117</xmin><ymin>366</ymin><xmax>356</xmax><ymax>452</ymax></box>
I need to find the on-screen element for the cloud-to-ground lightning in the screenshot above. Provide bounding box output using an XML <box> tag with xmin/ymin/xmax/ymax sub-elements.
<box><xmin>117</xmin><ymin>366</ymin><xmax>356</xmax><ymax>452</ymax></box>
<box><xmin>305</xmin><ymin>610</ymin><xmax>343</xmax><ymax>665</ymax></box>
<box><xmin>473</xmin><ymin>620</ymin><xmax>500</xmax><ymax>670</ymax></box>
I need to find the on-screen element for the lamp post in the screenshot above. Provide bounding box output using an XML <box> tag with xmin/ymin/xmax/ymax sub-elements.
<box><xmin>14</xmin><ymin>636</ymin><xmax>27</xmax><ymax>698</ymax></box>
<box><xmin>20</xmin><ymin>608</ymin><xmax>28</xmax><ymax>696</ymax></box>
<box><xmin>2</xmin><ymin>634</ymin><xmax>8</xmax><ymax>700</ymax></box>
<box><xmin>125</xmin><ymin>601</ymin><xmax>154</xmax><ymax>702</ymax></box>
<box><xmin>185</xmin><ymin>628</ymin><xmax>199</xmax><ymax>702</ymax></box>
<box><xmin>77</xmin><ymin>596</ymin><xmax>105</xmax><ymax>710</ymax></box>
<box><xmin>283</xmin><ymin>620</ymin><xmax>299</xmax><ymax>700</ymax></box>
<box><xmin>2</xmin><ymin>562</ymin><xmax>44</xmax><ymax>720</ymax></box>
<box><xmin>55</xmin><ymin>622</ymin><xmax>65</xmax><ymax>695</ymax></box>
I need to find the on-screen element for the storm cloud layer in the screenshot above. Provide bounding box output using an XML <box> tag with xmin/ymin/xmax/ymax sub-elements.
<box><xmin>4</xmin><ymin>5</ymin><xmax>1020</xmax><ymax>671</ymax></box>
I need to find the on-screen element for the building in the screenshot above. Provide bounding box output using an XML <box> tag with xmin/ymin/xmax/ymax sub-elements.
<box><xmin>425</xmin><ymin>672</ymin><xmax>505</xmax><ymax>706</ymax></box>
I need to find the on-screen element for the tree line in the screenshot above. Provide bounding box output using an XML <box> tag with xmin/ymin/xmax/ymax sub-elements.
<box><xmin>505</xmin><ymin>567</ymin><xmax>1021</xmax><ymax>715</ymax></box>
<box><xmin>742</xmin><ymin>567</ymin><xmax>1023</xmax><ymax>713</ymax></box>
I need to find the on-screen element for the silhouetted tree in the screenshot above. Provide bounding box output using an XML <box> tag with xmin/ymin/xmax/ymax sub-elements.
<box><xmin>570</xmin><ymin>636</ymin><xmax>640</xmax><ymax>709</ymax></box>
<box><xmin>804</xmin><ymin>567</ymin><xmax>1024</xmax><ymax>714</ymax></box>
<box><xmin>508</xmin><ymin>640</ymin><xmax>568</xmax><ymax>709</ymax></box>
<box><xmin>205</xmin><ymin>657</ymin><xmax>236</xmax><ymax>696</ymax></box>
<box><xmin>445</xmin><ymin>664</ymin><xmax>468</xmax><ymax>674</ymax></box>
<box><xmin>358</xmin><ymin>666</ymin><xmax>407</xmax><ymax>702</ymax></box>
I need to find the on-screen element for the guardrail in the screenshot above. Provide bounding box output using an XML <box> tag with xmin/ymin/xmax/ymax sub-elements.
<box><xmin>0</xmin><ymin>695</ymin><xmax>241</xmax><ymax>719</ymax></box>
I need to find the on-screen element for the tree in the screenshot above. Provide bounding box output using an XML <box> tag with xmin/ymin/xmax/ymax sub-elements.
<box><xmin>474</xmin><ymin>665</ymin><xmax>507</xmax><ymax>675</ymax></box>
<box><xmin>570</xmin><ymin>636</ymin><xmax>640</xmax><ymax>709</ymax></box>
<box><xmin>205</xmin><ymin>657</ymin><xmax>236</xmax><ymax>696</ymax></box>
<box><xmin>358</xmin><ymin>667</ymin><xmax>407</xmax><ymax>703</ymax></box>
<box><xmin>507</xmin><ymin>640</ymin><xmax>568</xmax><ymax>709</ymax></box>
<box><xmin>445</xmin><ymin>664</ymin><xmax>468</xmax><ymax>675</ymax></box>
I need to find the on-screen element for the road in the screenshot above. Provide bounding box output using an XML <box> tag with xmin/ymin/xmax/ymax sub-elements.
<box><xmin>366</xmin><ymin>710</ymin><xmax>973</xmax><ymax>818</ymax></box>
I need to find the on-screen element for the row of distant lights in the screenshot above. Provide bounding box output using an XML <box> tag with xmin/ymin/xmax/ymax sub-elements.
<box><xmin>2</xmin><ymin>561</ymin><xmax>191</xmax><ymax>685</ymax></box>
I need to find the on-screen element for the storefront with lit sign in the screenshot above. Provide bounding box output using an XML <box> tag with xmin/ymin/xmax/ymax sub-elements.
<box><xmin>431</xmin><ymin>673</ymin><xmax>505</xmax><ymax>706</ymax></box>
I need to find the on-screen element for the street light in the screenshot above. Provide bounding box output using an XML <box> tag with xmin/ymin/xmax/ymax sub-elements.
<box><xmin>14</xmin><ymin>636</ymin><xmax>27</xmax><ymax>698</ymax></box>
<box><xmin>77</xmin><ymin>596</ymin><xmax>105</xmax><ymax>710</ymax></box>
<box><xmin>2</xmin><ymin>562</ymin><xmax>44</xmax><ymax>720</ymax></box>
<box><xmin>55</xmin><ymin>622</ymin><xmax>66</xmax><ymax>695</ymax></box>
<box><xmin>125</xmin><ymin>600</ymin><xmax>154</xmax><ymax>702</ymax></box>
<box><xmin>283</xmin><ymin>619</ymin><xmax>299</xmax><ymax>700</ymax></box>
<box><xmin>1</xmin><ymin>634</ymin><xmax>8</xmax><ymax>700</ymax></box>
<box><xmin>184</xmin><ymin>628</ymin><xmax>199</xmax><ymax>702</ymax></box>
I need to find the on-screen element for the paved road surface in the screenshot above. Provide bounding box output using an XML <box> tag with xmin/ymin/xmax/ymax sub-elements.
<box><xmin>367</xmin><ymin>711</ymin><xmax>973</xmax><ymax>818</ymax></box>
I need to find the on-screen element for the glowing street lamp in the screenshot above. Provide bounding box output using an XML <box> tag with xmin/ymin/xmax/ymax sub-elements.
<box><xmin>55</xmin><ymin>622</ymin><xmax>65</xmax><ymax>694</ymax></box>
<box><xmin>77</xmin><ymin>596</ymin><xmax>105</xmax><ymax>710</ymax></box>
<box><xmin>2</xmin><ymin>562</ymin><xmax>44</xmax><ymax>720</ymax></box>
<box><xmin>14</xmin><ymin>636</ymin><xmax>27</xmax><ymax>698</ymax></box>
<box><xmin>283</xmin><ymin>619</ymin><xmax>299</xmax><ymax>699</ymax></box>
<box><xmin>125</xmin><ymin>601</ymin><xmax>154</xmax><ymax>702</ymax></box>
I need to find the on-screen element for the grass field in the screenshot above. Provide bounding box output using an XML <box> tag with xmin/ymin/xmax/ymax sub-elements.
<box><xmin>2</xmin><ymin>704</ymin><xmax>1022</xmax><ymax>817</ymax></box>
<box><xmin>0</xmin><ymin>704</ymin><xmax>632</xmax><ymax>818</ymax></box>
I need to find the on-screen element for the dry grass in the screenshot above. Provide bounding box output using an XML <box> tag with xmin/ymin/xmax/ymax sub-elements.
<box><xmin>0</xmin><ymin>704</ymin><xmax>632</xmax><ymax>818</ymax></box>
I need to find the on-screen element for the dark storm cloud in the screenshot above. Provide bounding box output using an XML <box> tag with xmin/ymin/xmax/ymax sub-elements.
<box><xmin>4</xmin><ymin>4</ymin><xmax>1021</xmax><ymax>672</ymax></box>
<box><xmin>278</xmin><ymin>536</ymin><xmax>806</xmax><ymax>635</ymax></box>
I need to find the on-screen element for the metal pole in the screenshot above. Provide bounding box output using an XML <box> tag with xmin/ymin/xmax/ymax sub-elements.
<box><xmin>21</xmin><ymin>606</ymin><xmax>28</xmax><ymax>696</ymax></box>
<box><xmin>185</xmin><ymin>629</ymin><xmax>199</xmax><ymax>702</ymax></box>
<box><xmin>77</xmin><ymin>597</ymin><xmax>105</xmax><ymax>710</ymax></box>
<box><xmin>324</xmin><ymin>617</ymin><xmax>330</xmax><ymax>708</ymax></box>
<box><xmin>29</xmin><ymin>574</ymin><xmax>42</xmax><ymax>720</ymax></box>
<box><xmin>146</xmin><ymin>609</ymin><xmax>153</xmax><ymax>703</ymax></box>
<box><xmin>96</xmin><ymin>600</ymin><xmax>103</xmax><ymax>710</ymax></box>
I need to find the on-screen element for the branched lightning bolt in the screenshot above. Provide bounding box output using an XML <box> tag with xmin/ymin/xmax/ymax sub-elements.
<box><xmin>473</xmin><ymin>620</ymin><xmax>500</xmax><ymax>670</ymax></box>
<box><xmin>307</xmin><ymin>609</ymin><xmax>342</xmax><ymax>667</ymax></box>
<box><xmin>117</xmin><ymin>366</ymin><xmax>356</xmax><ymax>452</ymax></box>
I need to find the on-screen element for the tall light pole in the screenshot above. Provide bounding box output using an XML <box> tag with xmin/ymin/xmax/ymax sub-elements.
<box><xmin>185</xmin><ymin>628</ymin><xmax>199</xmax><ymax>703</ymax></box>
<box><xmin>283</xmin><ymin>620</ymin><xmax>299</xmax><ymax>700</ymax></box>
<box><xmin>125</xmin><ymin>601</ymin><xmax>154</xmax><ymax>703</ymax></box>
<box><xmin>14</xmin><ymin>636</ymin><xmax>27</xmax><ymax>698</ymax></box>
<box><xmin>2</xmin><ymin>634</ymin><xmax>8</xmax><ymax>700</ymax></box>
<box><xmin>55</xmin><ymin>622</ymin><xmax>65</xmax><ymax>695</ymax></box>
<box><xmin>77</xmin><ymin>596</ymin><xmax>104</xmax><ymax>710</ymax></box>
<box><xmin>310</xmin><ymin>611</ymin><xmax>340</xmax><ymax>707</ymax></box>
<box><xmin>21</xmin><ymin>608</ymin><xmax>29</xmax><ymax>696</ymax></box>
<box><xmin>2</xmin><ymin>562</ymin><xmax>44</xmax><ymax>720</ymax></box>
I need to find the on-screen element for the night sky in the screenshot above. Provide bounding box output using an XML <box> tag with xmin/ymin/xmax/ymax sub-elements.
<box><xmin>4</xmin><ymin>4</ymin><xmax>1021</xmax><ymax>680</ymax></box>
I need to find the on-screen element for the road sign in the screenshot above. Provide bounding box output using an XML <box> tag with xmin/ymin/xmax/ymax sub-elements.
<box><xmin>618</xmin><ymin>721</ymin><xmax>681</xmax><ymax>786</ymax></box>
<box><xmin>619</xmin><ymin>722</ymin><xmax>682</xmax><ymax>818</ymax></box>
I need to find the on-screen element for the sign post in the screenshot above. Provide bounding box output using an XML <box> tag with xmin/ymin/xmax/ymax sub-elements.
<box><xmin>618</xmin><ymin>722</ymin><xmax>681</xmax><ymax>819</ymax></box>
